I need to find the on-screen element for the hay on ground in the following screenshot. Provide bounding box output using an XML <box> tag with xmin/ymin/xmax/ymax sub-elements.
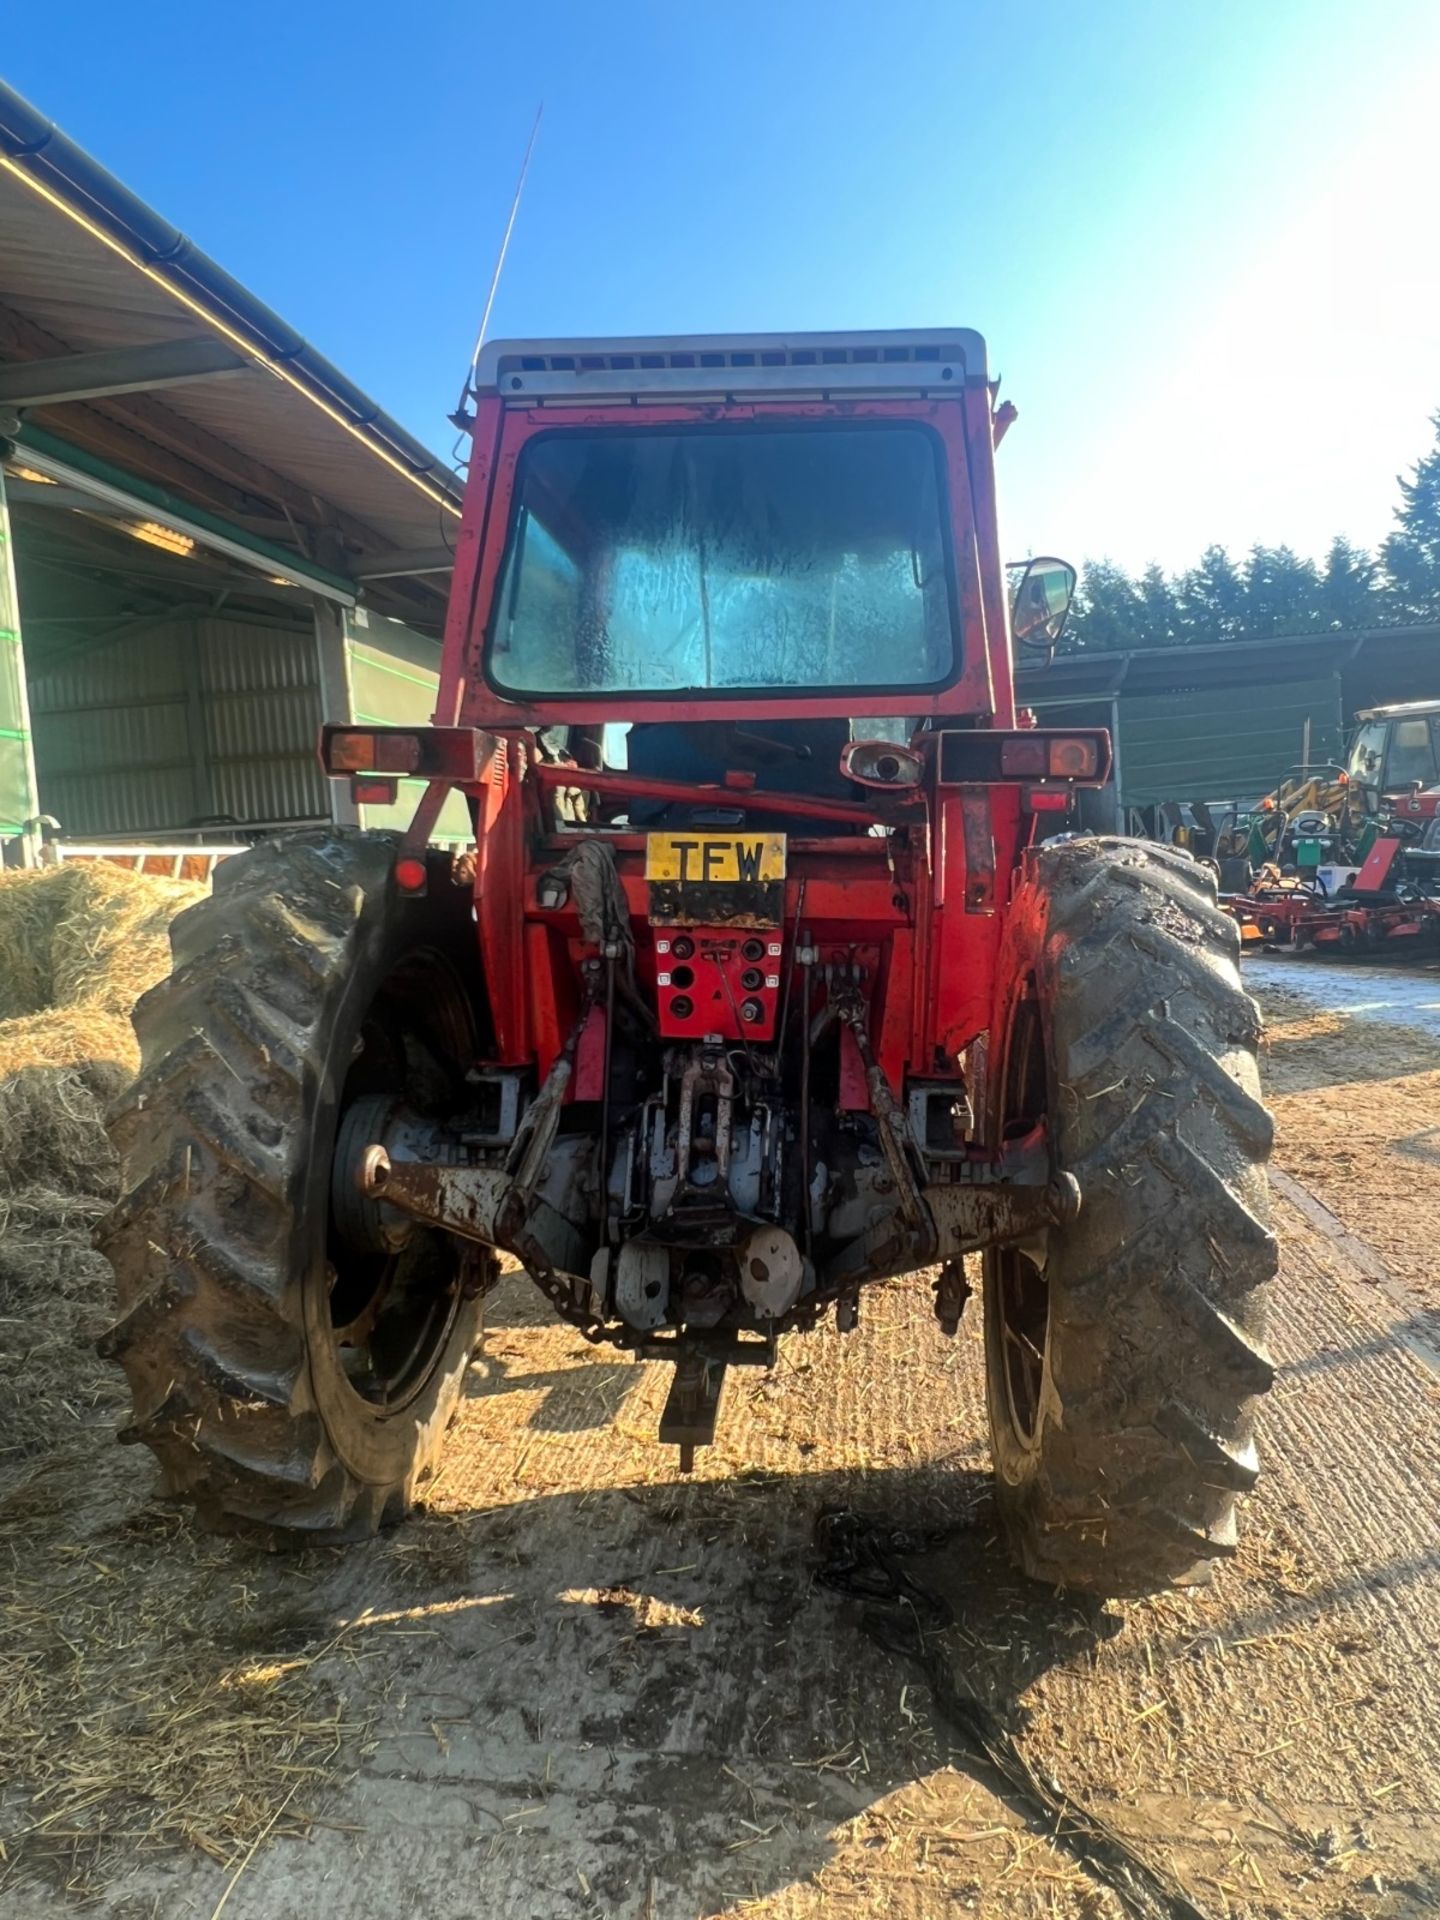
<box><xmin>48</xmin><ymin>861</ymin><xmax>201</xmax><ymax>1016</ymax></box>
<box><xmin>0</xmin><ymin>868</ymin><xmax>71</xmax><ymax>1022</ymax></box>
<box><xmin>0</xmin><ymin>863</ymin><xmax>206</xmax><ymax>1466</ymax></box>
<box><xmin>0</xmin><ymin>864</ymin><xmax>355</xmax><ymax>1896</ymax></box>
<box><xmin>0</xmin><ymin>1006</ymin><xmax>138</xmax><ymax>1085</ymax></box>
<box><xmin>0</xmin><ymin>1480</ymin><xmax>350</xmax><ymax>1895</ymax></box>
<box><xmin>0</xmin><ymin>860</ymin><xmax>198</xmax><ymax>1022</ymax></box>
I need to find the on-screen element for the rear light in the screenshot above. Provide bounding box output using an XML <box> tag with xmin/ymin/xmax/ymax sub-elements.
<box><xmin>319</xmin><ymin>725</ymin><xmax>488</xmax><ymax>781</ymax></box>
<box><xmin>326</xmin><ymin>730</ymin><xmax>422</xmax><ymax>774</ymax></box>
<box><xmin>1026</xmin><ymin>789</ymin><xmax>1071</xmax><ymax>812</ymax></box>
<box><xmin>351</xmin><ymin>775</ymin><xmax>400</xmax><ymax>805</ymax></box>
<box><xmin>938</xmin><ymin>729</ymin><xmax>1111</xmax><ymax>786</ymax></box>
<box><xmin>1046</xmin><ymin>736</ymin><xmax>1099</xmax><ymax>779</ymax></box>
<box><xmin>1002</xmin><ymin>734</ymin><xmax>1099</xmax><ymax>780</ymax></box>
<box><xmin>999</xmin><ymin>737</ymin><xmax>1046</xmax><ymax>777</ymax></box>
<box><xmin>394</xmin><ymin>856</ymin><xmax>429</xmax><ymax>894</ymax></box>
<box><xmin>327</xmin><ymin>731</ymin><xmax>374</xmax><ymax>772</ymax></box>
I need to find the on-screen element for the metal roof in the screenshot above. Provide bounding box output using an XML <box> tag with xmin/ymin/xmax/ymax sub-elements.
<box><xmin>1019</xmin><ymin>624</ymin><xmax>1440</xmax><ymax>707</ymax></box>
<box><xmin>0</xmin><ymin>81</ymin><xmax>463</xmax><ymax>621</ymax></box>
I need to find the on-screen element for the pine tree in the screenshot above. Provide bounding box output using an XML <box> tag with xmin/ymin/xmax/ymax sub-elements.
<box><xmin>1319</xmin><ymin>535</ymin><xmax>1379</xmax><ymax>631</ymax></box>
<box><xmin>1137</xmin><ymin>563</ymin><xmax>1183</xmax><ymax>646</ymax></box>
<box><xmin>1065</xmin><ymin>559</ymin><xmax>1147</xmax><ymax>652</ymax></box>
<box><xmin>1177</xmin><ymin>546</ymin><xmax>1247</xmax><ymax>641</ymax></box>
<box><xmin>1381</xmin><ymin>412</ymin><xmax>1440</xmax><ymax>620</ymax></box>
<box><xmin>1243</xmin><ymin>544</ymin><xmax>1323</xmax><ymax>636</ymax></box>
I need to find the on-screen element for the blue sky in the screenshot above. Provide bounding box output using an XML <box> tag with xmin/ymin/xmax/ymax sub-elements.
<box><xmin>5</xmin><ymin>0</ymin><xmax>1439</xmax><ymax>575</ymax></box>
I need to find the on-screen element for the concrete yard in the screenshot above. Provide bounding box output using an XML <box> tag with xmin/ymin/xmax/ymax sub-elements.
<box><xmin>3</xmin><ymin>969</ymin><xmax>1440</xmax><ymax>1919</ymax></box>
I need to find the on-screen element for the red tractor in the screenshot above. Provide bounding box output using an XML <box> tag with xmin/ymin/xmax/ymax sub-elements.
<box><xmin>100</xmin><ymin>332</ymin><xmax>1275</xmax><ymax>1596</ymax></box>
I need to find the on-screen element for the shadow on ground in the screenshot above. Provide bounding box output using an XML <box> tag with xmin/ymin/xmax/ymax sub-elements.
<box><xmin>239</xmin><ymin>1464</ymin><xmax>1123</xmax><ymax>1919</ymax></box>
<box><xmin>2</xmin><ymin>1448</ymin><xmax>1135</xmax><ymax>1917</ymax></box>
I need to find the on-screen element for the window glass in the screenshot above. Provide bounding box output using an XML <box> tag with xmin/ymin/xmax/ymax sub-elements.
<box><xmin>1387</xmin><ymin>718</ymin><xmax>1438</xmax><ymax>789</ymax></box>
<box><xmin>1347</xmin><ymin>722</ymin><xmax>1387</xmax><ymax>785</ymax></box>
<box><xmin>489</xmin><ymin>427</ymin><xmax>956</xmax><ymax>696</ymax></box>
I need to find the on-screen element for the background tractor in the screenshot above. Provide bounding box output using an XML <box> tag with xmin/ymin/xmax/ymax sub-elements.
<box><xmin>100</xmin><ymin>330</ymin><xmax>1276</xmax><ymax>1596</ymax></box>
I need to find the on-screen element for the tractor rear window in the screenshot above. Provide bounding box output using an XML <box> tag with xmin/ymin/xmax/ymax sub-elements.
<box><xmin>487</xmin><ymin>426</ymin><xmax>956</xmax><ymax>697</ymax></box>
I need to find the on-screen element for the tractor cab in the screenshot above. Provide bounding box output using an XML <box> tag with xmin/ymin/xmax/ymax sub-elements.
<box><xmin>1347</xmin><ymin>700</ymin><xmax>1440</xmax><ymax>804</ymax></box>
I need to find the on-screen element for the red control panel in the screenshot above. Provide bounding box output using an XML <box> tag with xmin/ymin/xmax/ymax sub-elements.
<box><xmin>653</xmin><ymin>927</ymin><xmax>784</xmax><ymax>1041</ymax></box>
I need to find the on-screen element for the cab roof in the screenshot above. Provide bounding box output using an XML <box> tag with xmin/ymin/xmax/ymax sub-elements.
<box><xmin>473</xmin><ymin>329</ymin><xmax>989</xmax><ymax>402</ymax></box>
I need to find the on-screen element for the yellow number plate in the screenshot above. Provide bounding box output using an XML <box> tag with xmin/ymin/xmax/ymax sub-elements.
<box><xmin>644</xmin><ymin>832</ymin><xmax>787</xmax><ymax>886</ymax></box>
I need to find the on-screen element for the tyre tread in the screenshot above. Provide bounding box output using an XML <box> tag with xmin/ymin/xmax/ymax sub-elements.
<box><xmin>988</xmin><ymin>836</ymin><xmax>1275</xmax><ymax>1595</ymax></box>
<box><xmin>98</xmin><ymin>828</ymin><xmax>471</xmax><ymax>1546</ymax></box>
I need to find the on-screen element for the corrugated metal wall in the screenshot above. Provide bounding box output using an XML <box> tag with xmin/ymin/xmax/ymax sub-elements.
<box><xmin>0</xmin><ymin>476</ymin><xmax>40</xmax><ymax>837</ymax></box>
<box><xmin>1114</xmin><ymin>673</ymin><xmax>1343</xmax><ymax>807</ymax></box>
<box><xmin>196</xmin><ymin>617</ymin><xmax>327</xmax><ymax>825</ymax></box>
<box><xmin>29</xmin><ymin>613</ymin><xmax>327</xmax><ymax>836</ymax></box>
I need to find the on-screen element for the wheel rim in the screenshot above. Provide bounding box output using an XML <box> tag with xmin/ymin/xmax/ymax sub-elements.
<box><xmin>324</xmin><ymin>946</ymin><xmax>478</xmax><ymax>1413</ymax></box>
<box><xmin>994</xmin><ymin>987</ymin><xmax>1050</xmax><ymax>1446</ymax></box>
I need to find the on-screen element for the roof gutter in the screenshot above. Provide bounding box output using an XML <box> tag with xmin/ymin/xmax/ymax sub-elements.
<box><xmin>0</xmin><ymin>80</ymin><xmax>462</xmax><ymax>514</ymax></box>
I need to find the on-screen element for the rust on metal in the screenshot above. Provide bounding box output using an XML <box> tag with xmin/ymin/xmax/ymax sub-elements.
<box><xmin>960</xmin><ymin>787</ymin><xmax>996</xmax><ymax>913</ymax></box>
<box><xmin>359</xmin><ymin>1155</ymin><xmax>511</xmax><ymax>1248</ymax></box>
<box><xmin>926</xmin><ymin>1169</ymin><xmax>1080</xmax><ymax>1259</ymax></box>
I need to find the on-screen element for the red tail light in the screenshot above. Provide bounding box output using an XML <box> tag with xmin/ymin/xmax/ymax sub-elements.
<box><xmin>326</xmin><ymin>730</ymin><xmax>422</xmax><ymax>774</ymax></box>
<box><xmin>320</xmin><ymin>725</ymin><xmax>488</xmax><ymax>781</ymax></box>
<box><xmin>999</xmin><ymin>737</ymin><xmax>1046</xmax><ymax>777</ymax></box>
<box><xmin>1046</xmin><ymin>736</ymin><xmax>1099</xmax><ymax>779</ymax></box>
<box><xmin>938</xmin><ymin>730</ymin><xmax>1111</xmax><ymax>786</ymax></box>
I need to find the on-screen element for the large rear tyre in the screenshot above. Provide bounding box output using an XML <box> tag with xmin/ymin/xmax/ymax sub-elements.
<box><xmin>97</xmin><ymin>830</ymin><xmax>490</xmax><ymax>1544</ymax></box>
<box><xmin>983</xmin><ymin>837</ymin><xmax>1277</xmax><ymax>1596</ymax></box>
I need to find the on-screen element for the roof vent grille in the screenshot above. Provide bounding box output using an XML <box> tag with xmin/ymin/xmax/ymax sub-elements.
<box><xmin>479</xmin><ymin>331</ymin><xmax>987</xmax><ymax>400</ymax></box>
<box><xmin>500</xmin><ymin>340</ymin><xmax>962</xmax><ymax>377</ymax></box>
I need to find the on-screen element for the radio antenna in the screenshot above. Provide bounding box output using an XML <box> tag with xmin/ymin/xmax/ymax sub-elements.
<box><xmin>453</xmin><ymin>104</ymin><xmax>543</xmax><ymax>425</ymax></box>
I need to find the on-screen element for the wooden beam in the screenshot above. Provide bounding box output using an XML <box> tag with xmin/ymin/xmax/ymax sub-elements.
<box><xmin>0</xmin><ymin>337</ymin><xmax>248</xmax><ymax>407</ymax></box>
<box><xmin>355</xmin><ymin>546</ymin><xmax>455</xmax><ymax>579</ymax></box>
<box><xmin>0</xmin><ymin>298</ymin><xmax>382</xmax><ymax>555</ymax></box>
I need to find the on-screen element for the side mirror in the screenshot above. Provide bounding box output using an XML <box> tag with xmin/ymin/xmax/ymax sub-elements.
<box><xmin>1009</xmin><ymin>556</ymin><xmax>1077</xmax><ymax>653</ymax></box>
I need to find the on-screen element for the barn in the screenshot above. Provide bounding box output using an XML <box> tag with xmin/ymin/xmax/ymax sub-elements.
<box><xmin>0</xmin><ymin>79</ymin><xmax>469</xmax><ymax>868</ymax></box>
<box><xmin>1017</xmin><ymin>623</ymin><xmax>1440</xmax><ymax>828</ymax></box>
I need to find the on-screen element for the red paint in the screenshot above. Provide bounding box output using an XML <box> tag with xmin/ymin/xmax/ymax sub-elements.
<box><xmin>530</xmin><ymin>759</ymin><xmax>889</xmax><ymax>827</ymax></box>
<box><xmin>876</xmin><ymin>926</ymin><xmax>916</xmax><ymax>1091</ymax></box>
<box><xmin>374</xmin><ymin>358</ymin><xmax>1110</xmax><ymax>1120</ymax></box>
<box><xmin>524</xmin><ymin>922</ymin><xmax>568</xmax><ymax>1078</ymax></box>
<box><xmin>652</xmin><ymin>927</ymin><xmax>782</xmax><ymax>1041</ymax></box>
<box><xmin>1354</xmin><ymin>837</ymin><xmax>1403</xmax><ymax>894</ymax></box>
<box><xmin>470</xmin><ymin>736</ymin><xmax>528</xmax><ymax>1061</ymax></box>
<box><xmin>838</xmin><ymin>1026</ymin><xmax>868</xmax><ymax>1109</ymax></box>
<box><xmin>574</xmin><ymin>1003</ymin><xmax>608</xmax><ymax>1100</ymax></box>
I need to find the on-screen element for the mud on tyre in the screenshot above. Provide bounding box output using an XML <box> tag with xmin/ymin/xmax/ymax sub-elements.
<box><xmin>983</xmin><ymin>836</ymin><xmax>1277</xmax><ymax>1596</ymax></box>
<box><xmin>97</xmin><ymin>829</ymin><xmax>491</xmax><ymax>1544</ymax></box>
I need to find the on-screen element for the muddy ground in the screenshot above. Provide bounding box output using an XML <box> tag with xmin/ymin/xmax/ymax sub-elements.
<box><xmin>3</xmin><ymin>967</ymin><xmax>1440</xmax><ymax>1919</ymax></box>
